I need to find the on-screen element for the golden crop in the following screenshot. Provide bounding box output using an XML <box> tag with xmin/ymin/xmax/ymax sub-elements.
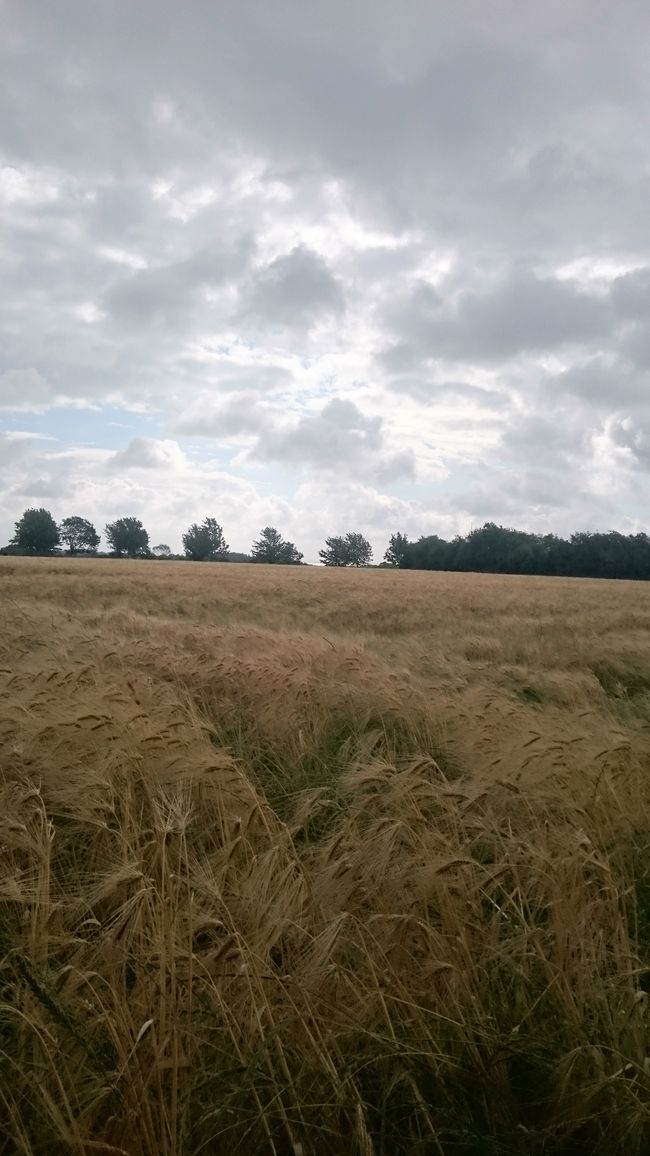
<box><xmin>1</xmin><ymin>558</ymin><xmax>649</xmax><ymax>1154</ymax></box>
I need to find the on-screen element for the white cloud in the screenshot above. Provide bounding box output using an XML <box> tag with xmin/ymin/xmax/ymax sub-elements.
<box><xmin>107</xmin><ymin>437</ymin><xmax>188</xmax><ymax>472</ymax></box>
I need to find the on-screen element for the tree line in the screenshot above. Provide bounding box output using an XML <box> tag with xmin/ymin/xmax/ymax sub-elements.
<box><xmin>4</xmin><ymin>507</ymin><xmax>650</xmax><ymax>579</ymax></box>
<box><xmin>385</xmin><ymin>524</ymin><xmax>650</xmax><ymax>580</ymax></box>
<box><xmin>1</xmin><ymin>508</ymin><xmax>374</xmax><ymax>566</ymax></box>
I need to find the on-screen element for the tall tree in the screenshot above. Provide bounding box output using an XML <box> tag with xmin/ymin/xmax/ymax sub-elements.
<box><xmin>251</xmin><ymin>526</ymin><xmax>303</xmax><ymax>564</ymax></box>
<box><xmin>319</xmin><ymin>535</ymin><xmax>349</xmax><ymax>566</ymax></box>
<box><xmin>60</xmin><ymin>516</ymin><xmax>100</xmax><ymax>555</ymax></box>
<box><xmin>384</xmin><ymin>532</ymin><xmax>409</xmax><ymax>567</ymax></box>
<box><xmin>105</xmin><ymin>517</ymin><xmax>149</xmax><ymax>558</ymax></box>
<box><xmin>343</xmin><ymin>532</ymin><xmax>373</xmax><ymax>567</ymax></box>
<box><xmin>319</xmin><ymin>532</ymin><xmax>373</xmax><ymax>567</ymax></box>
<box><xmin>182</xmin><ymin>517</ymin><xmax>229</xmax><ymax>561</ymax></box>
<box><xmin>11</xmin><ymin>508</ymin><xmax>60</xmax><ymax>555</ymax></box>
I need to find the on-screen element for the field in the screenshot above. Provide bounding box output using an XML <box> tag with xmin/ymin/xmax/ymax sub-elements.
<box><xmin>1</xmin><ymin>558</ymin><xmax>650</xmax><ymax>1155</ymax></box>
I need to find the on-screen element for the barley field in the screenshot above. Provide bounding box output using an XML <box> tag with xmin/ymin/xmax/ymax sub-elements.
<box><xmin>1</xmin><ymin>558</ymin><xmax>650</xmax><ymax>1155</ymax></box>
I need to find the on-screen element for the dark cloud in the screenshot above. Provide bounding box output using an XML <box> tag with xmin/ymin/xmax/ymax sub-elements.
<box><xmin>380</xmin><ymin>270</ymin><xmax>609</xmax><ymax>369</ymax></box>
<box><xmin>611</xmin><ymin>267</ymin><xmax>650</xmax><ymax>319</ymax></box>
<box><xmin>546</xmin><ymin>356</ymin><xmax>649</xmax><ymax>407</ymax></box>
<box><xmin>104</xmin><ymin>238</ymin><xmax>255</xmax><ymax>330</ymax></box>
<box><xmin>239</xmin><ymin>246</ymin><xmax>344</xmax><ymax>332</ymax></box>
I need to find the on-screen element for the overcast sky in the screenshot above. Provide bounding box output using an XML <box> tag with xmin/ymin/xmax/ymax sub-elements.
<box><xmin>2</xmin><ymin>0</ymin><xmax>650</xmax><ymax>559</ymax></box>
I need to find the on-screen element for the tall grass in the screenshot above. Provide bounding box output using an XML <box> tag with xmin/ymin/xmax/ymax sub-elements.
<box><xmin>0</xmin><ymin>558</ymin><xmax>649</xmax><ymax>1153</ymax></box>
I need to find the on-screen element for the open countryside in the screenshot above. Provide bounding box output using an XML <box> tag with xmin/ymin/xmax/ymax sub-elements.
<box><xmin>1</xmin><ymin>557</ymin><xmax>650</xmax><ymax>1153</ymax></box>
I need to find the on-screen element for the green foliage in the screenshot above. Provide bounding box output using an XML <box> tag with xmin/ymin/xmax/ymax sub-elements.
<box><xmin>60</xmin><ymin>515</ymin><xmax>100</xmax><ymax>555</ymax></box>
<box><xmin>320</xmin><ymin>532</ymin><xmax>373</xmax><ymax>567</ymax></box>
<box><xmin>396</xmin><ymin>522</ymin><xmax>650</xmax><ymax>580</ymax></box>
<box><xmin>384</xmin><ymin>531</ymin><xmax>410</xmax><ymax>567</ymax></box>
<box><xmin>104</xmin><ymin>516</ymin><xmax>150</xmax><ymax>558</ymax></box>
<box><xmin>152</xmin><ymin>543</ymin><xmax>172</xmax><ymax>558</ymax></box>
<box><xmin>182</xmin><ymin>517</ymin><xmax>229</xmax><ymax>561</ymax></box>
<box><xmin>251</xmin><ymin>526</ymin><xmax>303</xmax><ymax>564</ymax></box>
<box><xmin>11</xmin><ymin>507</ymin><xmax>60</xmax><ymax>555</ymax></box>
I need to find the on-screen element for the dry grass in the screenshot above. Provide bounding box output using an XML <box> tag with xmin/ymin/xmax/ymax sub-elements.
<box><xmin>1</xmin><ymin>557</ymin><xmax>650</xmax><ymax>1155</ymax></box>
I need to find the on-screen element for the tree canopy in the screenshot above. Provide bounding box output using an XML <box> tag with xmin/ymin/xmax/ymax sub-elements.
<box><xmin>60</xmin><ymin>516</ymin><xmax>100</xmax><ymax>555</ymax></box>
<box><xmin>393</xmin><ymin>523</ymin><xmax>650</xmax><ymax>580</ymax></box>
<box><xmin>384</xmin><ymin>532</ymin><xmax>410</xmax><ymax>567</ymax></box>
<box><xmin>319</xmin><ymin>532</ymin><xmax>373</xmax><ymax>567</ymax></box>
<box><xmin>11</xmin><ymin>508</ymin><xmax>60</xmax><ymax>555</ymax></box>
<box><xmin>105</xmin><ymin>517</ymin><xmax>150</xmax><ymax>558</ymax></box>
<box><xmin>251</xmin><ymin>526</ymin><xmax>303</xmax><ymax>564</ymax></box>
<box><xmin>182</xmin><ymin>517</ymin><xmax>229</xmax><ymax>561</ymax></box>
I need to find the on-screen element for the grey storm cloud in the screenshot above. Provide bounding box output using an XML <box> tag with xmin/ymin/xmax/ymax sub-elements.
<box><xmin>3</xmin><ymin>0</ymin><xmax>650</xmax><ymax>547</ymax></box>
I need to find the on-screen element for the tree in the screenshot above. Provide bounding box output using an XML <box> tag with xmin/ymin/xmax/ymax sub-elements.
<box><xmin>152</xmin><ymin>543</ymin><xmax>172</xmax><ymax>558</ymax></box>
<box><xmin>319</xmin><ymin>532</ymin><xmax>373</xmax><ymax>567</ymax></box>
<box><xmin>105</xmin><ymin>517</ymin><xmax>150</xmax><ymax>558</ymax></box>
<box><xmin>319</xmin><ymin>535</ymin><xmax>348</xmax><ymax>566</ymax></box>
<box><xmin>251</xmin><ymin>526</ymin><xmax>303</xmax><ymax>564</ymax></box>
<box><xmin>11</xmin><ymin>508</ymin><xmax>60</xmax><ymax>554</ymax></box>
<box><xmin>343</xmin><ymin>532</ymin><xmax>373</xmax><ymax>567</ymax></box>
<box><xmin>60</xmin><ymin>516</ymin><xmax>100</xmax><ymax>555</ymax></box>
<box><xmin>182</xmin><ymin>517</ymin><xmax>229</xmax><ymax>561</ymax></box>
<box><xmin>384</xmin><ymin>532</ymin><xmax>410</xmax><ymax>567</ymax></box>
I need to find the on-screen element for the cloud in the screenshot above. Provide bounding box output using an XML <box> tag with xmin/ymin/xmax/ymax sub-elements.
<box><xmin>251</xmin><ymin>398</ymin><xmax>415</xmax><ymax>482</ymax></box>
<box><xmin>239</xmin><ymin>245</ymin><xmax>344</xmax><ymax>332</ymax></box>
<box><xmin>103</xmin><ymin>237</ymin><xmax>255</xmax><ymax>331</ymax></box>
<box><xmin>609</xmin><ymin>416</ymin><xmax>650</xmax><ymax>472</ymax></box>
<box><xmin>175</xmin><ymin>393</ymin><xmax>269</xmax><ymax>438</ymax></box>
<box><xmin>0</xmin><ymin>368</ymin><xmax>51</xmax><ymax>410</ymax></box>
<box><xmin>380</xmin><ymin>270</ymin><xmax>609</xmax><ymax>370</ymax></box>
<box><xmin>107</xmin><ymin>437</ymin><xmax>187</xmax><ymax>471</ymax></box>
<box><xmin>2</xmin><ymin>1</ymin><xmax>650</xmax><ymax>546</ymax></box>
<box><xmin>546</xmin><ymin>356</ymin><xmax>649</xmax><ymax>407</ymax></box>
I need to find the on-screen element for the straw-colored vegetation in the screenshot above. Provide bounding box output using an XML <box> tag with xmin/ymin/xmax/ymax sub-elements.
<box><xmin>1</xmin><ymin>557</ymin><xmax>650</xmax><ymax>1155</ymax></box>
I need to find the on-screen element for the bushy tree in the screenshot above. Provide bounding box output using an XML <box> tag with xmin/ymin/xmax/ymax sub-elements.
<box><xmin>152</xmin><ymin>543</ymin><xmax>172</xmax><ymax>558</ymax></box>
<box><xmin>345</xmin><ymin>532</ymin><xmax>373</xmax><ymax>566</ymax></box>
<box><xmin>11</xmin><ymin>508</ymin><xmax>60</xmax><ymax>554</ymax></box>
<box><xmin>182</xmin><ymin>517</ymin><xmax>229</xmax><ymax>561</ymax></box>
<box><xmin>384</xmin><ymin>532</ymin><xmax>409</xmax><ymax>567</ymax></box>
<box><xmin>105</xmin><ymin>517</ymin><xmax>150</xmax><ymax>558</ymax></box>
<box><xmin>319</xmin><ymin>535</ymin><xmax>348</xmax><ymax>567</ymax></box>
<box><xmin>319</xmin><ymin>532</ymin><xmax>373</xmax><ymax>567</ymax></box>
<box><xmin>251</xmin><ymin>526</ymin><xmax>303</xmax><ymax>564</ymax></box>
<box><xmin>60</xmin><ymin>516</ymin><xmax>100</xmax><ymax>555</ymax></box>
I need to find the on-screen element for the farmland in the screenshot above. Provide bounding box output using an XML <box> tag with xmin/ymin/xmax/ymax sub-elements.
<box><xmin>1</xmin><ymin>558</ymin><xmax>650</xmax><ymax>1154</ymax></box>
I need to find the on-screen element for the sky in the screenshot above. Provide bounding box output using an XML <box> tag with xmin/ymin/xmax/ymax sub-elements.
<box><xmin>2</xmin><ymin>0</ymin><xmax>650</xmax><ymax>561</ymax></box>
